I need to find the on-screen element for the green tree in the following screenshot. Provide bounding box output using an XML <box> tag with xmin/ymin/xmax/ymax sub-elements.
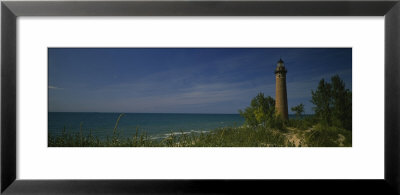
<box><xmin>311</xmin><ymin>79</ymin><xmax>332</xmax><ymax>125</ymax></box>
<box><xmin>291</xmin><ymin>103</ymin><xmax>305</xmax><ymax>118</ymax></box>
<box><xmin>331</xmin><ymin>75</ymin><xmax>352</xmax><ymax>130</ymax></box>
<box><xmin>311</xmin><ymin>75</ymin><xmax>352</xmax><ymax>130</ymax></box>
<box><xmin>239</xmin><ymin>92</ymin><xmax>276</xmax><ymax>127</ymax></box>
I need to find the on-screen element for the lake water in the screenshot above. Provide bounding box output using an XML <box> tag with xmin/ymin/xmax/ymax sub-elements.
<box><xmin>48</xmin><ymin>112</ymin><xmax>246</xmax><ymax>140</ymax></box>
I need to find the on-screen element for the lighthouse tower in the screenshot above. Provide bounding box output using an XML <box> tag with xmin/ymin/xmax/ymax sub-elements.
<box><xmin>275</xmin><ymin>58</ymin><xmax>288</xmax><ymax>120</ymax></box>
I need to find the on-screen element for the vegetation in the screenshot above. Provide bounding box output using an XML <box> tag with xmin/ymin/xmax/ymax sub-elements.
<box><xmin>311</xmin><ymin>75</ymin><xmax>352</xmax><ymax>130</ymax></box>
<box><xmin>48</xmin><ymin>75</ymin><xmax>352</xmax><ymax>147</ymax></box>
<box><xmin>49</xmin><ymin>124</ymin><xmax>287</xmax><ymax>147</ymax></box>
<box><xmin>304</xmin><ymin>123</ymin><xmax>352</xmax><ymax>147</ymax></box>
<box><xmin>238</xmin><ymin>92</ymin><xmax>284</xmax><ymax>130</ymax></box>
<box><xmin>291</xmin><ymin>103</ymin><xmax>305</xmax><ymax>119</ymax></box>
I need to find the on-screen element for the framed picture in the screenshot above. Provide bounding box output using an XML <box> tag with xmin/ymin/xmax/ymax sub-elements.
<box><xmin>46</xmin><ymin>47</ymin><xmax>352</xmax><ymax>148</ymax></box>
<box><xmin>2</xmin><ymin>0</ymin><xmax>399</xmax><ymax>194</ymax></box>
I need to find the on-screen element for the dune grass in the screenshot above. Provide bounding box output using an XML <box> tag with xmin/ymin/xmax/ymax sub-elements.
<box><xmin>48</xmin><ymin>113</ymin><xmax>351</xmax><ymax>147</ymax></box>
<box><xmin>304</xmin><ymin>123</ymin><xmax>352</xmax><ymax>147</ymax></box>
<box><xmin>48</xmin><ymin>126</ymin><xmax>287</xmax><ymax>147</ymax></box>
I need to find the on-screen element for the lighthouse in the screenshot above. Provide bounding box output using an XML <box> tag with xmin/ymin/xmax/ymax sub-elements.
<box><xmin>275</xmin><ymin>58</ymin><xmax>288</xmax><ymax>120</ymax></box>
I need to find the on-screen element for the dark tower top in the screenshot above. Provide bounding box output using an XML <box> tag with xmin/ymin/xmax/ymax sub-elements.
<box><xmin>275</xmin><ymin>58</ymin><xmax>287</xmax><ymax>75</ymax></box>
<box><xmin>278</xmin><ymin>58</ymin><xmax>284</xmax><ymax>65</ymax></box>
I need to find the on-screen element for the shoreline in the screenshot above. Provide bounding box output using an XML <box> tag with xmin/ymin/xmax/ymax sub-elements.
<box><xmin>48</xmin><ymin>123</ymin><xmax>351</xmax><ymax>147</ymax></box>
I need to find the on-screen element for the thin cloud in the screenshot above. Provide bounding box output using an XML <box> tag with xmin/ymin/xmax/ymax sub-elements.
<box><xmin>48</xmin><ymin>85</ymin><xmax>63</xmax><ymax>90</ymax></box>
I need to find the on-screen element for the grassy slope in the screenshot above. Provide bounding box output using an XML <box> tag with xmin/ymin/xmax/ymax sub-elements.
<box><xmin>48</xmin><ymin>123</ymin><xmax>351</xmax><ymax>147</ymax></box>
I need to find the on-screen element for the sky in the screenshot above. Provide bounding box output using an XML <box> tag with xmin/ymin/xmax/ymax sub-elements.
<box><xmin>48</xmin><ymin>48</ymin><xmax>352</xmax><ymax>114</ymax></box>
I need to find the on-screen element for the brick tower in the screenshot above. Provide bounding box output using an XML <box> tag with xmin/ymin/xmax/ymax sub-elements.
<box><xmin>275</xmin><ymin>58</ymin><xmax>288</xmax><ymax>120</ymax></box>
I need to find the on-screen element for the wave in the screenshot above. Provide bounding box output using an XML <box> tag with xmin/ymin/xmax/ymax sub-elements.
<box><xmin>149</xmin><ymin>129</ymin><xmax>210</xmax><ymax>140</ymax></box>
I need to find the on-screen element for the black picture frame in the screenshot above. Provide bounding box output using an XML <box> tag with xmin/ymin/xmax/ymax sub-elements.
<box><xmin>1</xmin><ymin>0</ymin><xmax>399</xmax><ymax>194</ymax></box>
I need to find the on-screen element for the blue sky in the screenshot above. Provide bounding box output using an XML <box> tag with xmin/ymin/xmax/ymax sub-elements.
<box><xmin>48</xmin><ymin>48</ymin><xmax>352</xmax><ymax>114</ymax></box>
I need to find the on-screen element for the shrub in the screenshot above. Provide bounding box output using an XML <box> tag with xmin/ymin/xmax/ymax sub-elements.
<box><xmin>305</xmin><ymin>123</ymin><xmax>351</xmax><ymax>147</ymax></box>
<box><xmin>239</xmin><ymin>92</ymin><xmax>284</xmax><ymax>129</ymax></box>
